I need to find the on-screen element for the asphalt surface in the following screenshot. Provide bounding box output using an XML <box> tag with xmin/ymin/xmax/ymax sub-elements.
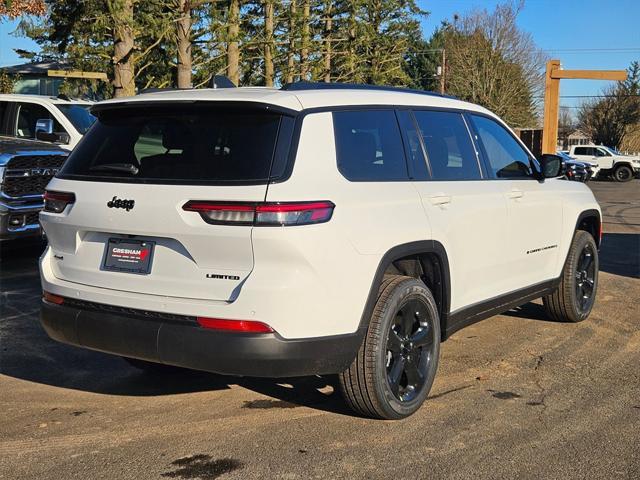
<box><xmin>1</xmin><ymin>179</ymin><xmax>639</xmax><ymax>480</ymax></box>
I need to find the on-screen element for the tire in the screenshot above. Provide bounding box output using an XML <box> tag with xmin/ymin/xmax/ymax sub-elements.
<box><xmin>613</xmin><ymin>164</ymin><xmax>633</xmax><ymax>182</ymax></box>
<box><xmin>338</xmin><ymin>275</ymin><xmax>440</xmax><ymax>419</ymax></box>
<box><xmin>543</xmin><ymin>230</ymin><xmax>598</xmax><ymax>323</ymax></box>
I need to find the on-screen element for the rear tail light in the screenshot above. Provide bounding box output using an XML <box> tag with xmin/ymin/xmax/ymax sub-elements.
<box><xmin>183</xmin><ymin>201</ymin><xmax>334</xmax><ymax>226</ymax></box>
<box><xmin>43</xmin><ymin>291</ymin><xmax>65</xmax><ymax>305</ymax></box>
<box><xmin>197</xmin><ymin>317</ymin><xmax>274</xmax><ymax>333</ymax></box>
<box><xmin>44</xmin><ymin>191</ymin><xmax>75</xmax><ymax>213</ymax></box>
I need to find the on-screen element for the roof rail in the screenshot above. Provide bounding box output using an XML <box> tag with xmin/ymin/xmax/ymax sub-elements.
<box><xmin>137</xmin><ymin>76</ymin><xmax>236</xmax><ymax>95</ymax></box>
<box><xmin>280</xmin><ymin>81</ymin><xmax>456</xmax><ymax>99</ymax></box>
<box><xmin>138</xmin><ymin>87</ymin><xmax>186</xmax><ymax>95</ymax></box>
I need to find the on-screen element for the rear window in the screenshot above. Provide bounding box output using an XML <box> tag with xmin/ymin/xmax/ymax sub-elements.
<box><xmin>59</xmin><ymin>105</ymin><xmax>292</xmax><ymax>184</ymax></box>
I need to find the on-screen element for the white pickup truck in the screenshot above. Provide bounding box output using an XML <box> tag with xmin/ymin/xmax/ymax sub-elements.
<box><xmin>0</xmin><ymin>94</ymin><xmax>94</xmax><ymax>151</ymax></box>
<box><xmin>569</xmin><ymin>145</ymin><xmax>640</xmax><ymax>182</ymax></box>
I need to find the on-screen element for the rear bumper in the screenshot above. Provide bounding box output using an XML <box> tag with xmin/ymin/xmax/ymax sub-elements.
<box><xmin>40</xmin><ymin>300</ymin><xmax>364</xmax><ymax>377</ymax></box>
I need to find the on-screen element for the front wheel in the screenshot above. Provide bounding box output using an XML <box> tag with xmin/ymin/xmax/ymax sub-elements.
<box><xmin>338</xmin><ymin>275</ymin><xmax>440</xmax><ymax>419</ymax></box>
<box><xmin>613</xmin><ymin>165</ymin><xmax>633</xmax><ymax>182</ymax></box>
<box><xmin>543</xmin><ymin>230</ymin><xmax>598</xmax><ymax>322</ymax></box>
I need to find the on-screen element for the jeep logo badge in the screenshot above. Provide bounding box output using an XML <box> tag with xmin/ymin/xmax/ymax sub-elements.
<box><xmin>107</xmin><ymin>196</ymin><xmax>135</xmax><ymax>211</ymax></box>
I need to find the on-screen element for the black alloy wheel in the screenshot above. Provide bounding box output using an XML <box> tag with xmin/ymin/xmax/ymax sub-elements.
<box><xmin>386</xmin><ymin>298</ymin><xmax>436</xmax><ymax>402</ymax></box>
<box><xmin>339</xmin><ymin>275</ymin><xmax>440</xmax><ymax>419</ymax></box>
<box><xmin>614</xmin><ymin>165</ymin><xmax>633</xmax><ymax>182</ymax></box>
<box><xmin>543</xmin><ymin>230</ymin><xmax>599</xmax><ymax>323</ymax></box>
<box><xmin>574</xmin><ymin>242</ymin><xmax>597</xmax><ymax>314</ymax></box>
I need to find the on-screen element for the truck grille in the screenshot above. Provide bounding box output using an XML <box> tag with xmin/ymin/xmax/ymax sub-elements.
<box><xmin>2</xmin><ymin>155</ymin><xmax>67</xmax><ymax>197</ymax></box>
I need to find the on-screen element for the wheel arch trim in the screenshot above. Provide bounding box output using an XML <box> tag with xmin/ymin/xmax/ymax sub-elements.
<box><xmin>574</xmin><ymin>208</ymin><xmax>602</xmax><ymax>248</ymax></box>
<box><xmin>357</xmin><ymin>240</ymin><xmax>452</xmax><ymax>340</ymax></box>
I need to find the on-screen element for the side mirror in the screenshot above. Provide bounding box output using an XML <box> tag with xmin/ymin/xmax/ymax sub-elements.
<box><xmin>35</xmin><ymin>118</ymin><xmax>70</xmax><ymax>144</ymax></box>
<box><xmin>35</xmin><ymin>118</ymin><xmax>54</xmax><ymax>135</ymax></box>
<box><xmin>538</xmin><ymin>154</ymin><xmax>566</xmax><ymax>179</ymax></box>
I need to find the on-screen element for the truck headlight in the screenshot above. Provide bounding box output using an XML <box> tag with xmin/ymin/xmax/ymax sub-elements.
<box><xmin>0</xmin><ymin>166</ymin><xmax>5</xmax><ymax>185</ymax></box>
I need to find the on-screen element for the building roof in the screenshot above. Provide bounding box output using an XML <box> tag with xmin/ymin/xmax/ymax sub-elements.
<box><xmin>0</xmin><ymin>60</ymin><xmax>70</xmax><ymax>75</ymax></box>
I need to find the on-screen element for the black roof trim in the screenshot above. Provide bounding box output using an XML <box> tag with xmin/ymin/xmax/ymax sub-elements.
<box><xmin>90</xmin><ymin>100</ymin><xmax>298</xmax><ymax>117</ymax></box>
<box><xmin>280</xmin><ymin>81</ymin><xmax>457</xmax><ymax>99</ymax></box>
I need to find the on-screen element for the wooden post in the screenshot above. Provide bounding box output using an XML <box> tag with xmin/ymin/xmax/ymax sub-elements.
<box><xmin>541</xmin><ymin>60</ymin><xmax>627</xmax><ymax>154</ymax></box>
<box><xmin>542</xmin><ymin>60</ymin><xmax>561</xmax><ymax>154</ymax></box>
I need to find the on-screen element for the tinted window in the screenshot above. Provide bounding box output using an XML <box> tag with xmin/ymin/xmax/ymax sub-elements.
<box><xmin>15</xmin><ymin>102</ymin><xmax>63</xmax><ymax>139</ymax></box>
<box><xmin>0</xmin><ymin>101</ymin><xmax>8</xmax><ymax>133</ymax></box>
<box><xmin>333</xmin><ymin>110</ymin><xmax>408</xmax><ymax>181</ymax></box>
<box><xmin>60</xmin><ymin>106</ymin><xmax>287</xmax><ymax>184</ymax></box>
<box><xmin>574</xmin><ymin>147</ymin><xmax>593</xmax><ymax>156</ymax></box>
<box><xmin>469</xmin><ymin>114</ymin><xmax>532</xmax><ymax>179</ymax></box>
<box><xmin>57</xmin><ymin>104</ymin><xmax>96</xmax><ymax>134</ymax></box>
<box><xmin>412</xmin><ymin>110</ymin><xmax>481</xmax><ymax>180</ymax></box>
<box><xmin>595</xmin><ymin>148</ymin><xmax>609</xmax><ymax>157</ymax></box>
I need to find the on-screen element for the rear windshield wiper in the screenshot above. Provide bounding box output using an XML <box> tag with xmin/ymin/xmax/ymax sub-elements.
<box><xmin>89</xmin><ymin>163</ymin><xmax>139</xmax><ymax>175</ymax></box>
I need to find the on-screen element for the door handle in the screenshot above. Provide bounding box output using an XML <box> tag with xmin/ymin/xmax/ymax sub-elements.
<box><xmin>506</xmin><ymin>189</ymin><xmax>524</xmax><ymax>200</ymax></box>
<box><xmin>429</xmin><ymin>194</ymin><xmax>451</xmax><ymax>206</ymax></box>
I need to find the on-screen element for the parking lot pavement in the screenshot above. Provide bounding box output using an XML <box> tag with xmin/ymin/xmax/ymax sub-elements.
<box><xmin>1</xmin><ymin>180</ymin><xmax>638</xmax><ymax>480</ymax></box>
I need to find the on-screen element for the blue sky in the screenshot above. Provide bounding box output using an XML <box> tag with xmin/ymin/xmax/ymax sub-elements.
<box><xmin>418</xmin><ymin>0</ymin><xmax>640</xmax><ymax>109</ymax></box>
<box><xmin>1</xmin><ymin>0</ymin><xmax>639</xmax><ymax>109</ymax></box>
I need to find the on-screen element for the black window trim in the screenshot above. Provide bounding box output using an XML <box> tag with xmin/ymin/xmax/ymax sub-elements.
<box><xmin>464</xmin><ymin>111</ymin><xmax>540</xmax><ymax>181</ymax></box>
<box><xmin>52</xmin><ymin>101</ymin><xmax>540</xmax><ymax>187</ymax></box>
<box><xmin>395</xmin><ymin>107</ymin><xmax>432</xmax><ymax>180</ymax></box>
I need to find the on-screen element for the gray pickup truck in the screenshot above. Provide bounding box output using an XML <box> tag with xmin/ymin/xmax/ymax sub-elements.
<box><xmin>0</xmin><ymin>136</ymin><xmax>67</xmax><ymax>242</ymax></box>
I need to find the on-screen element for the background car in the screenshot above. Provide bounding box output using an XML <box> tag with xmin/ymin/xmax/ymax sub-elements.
<box><xmin>0</xmin><ymin>94</ymin><xmax>95</xmax><ymax>151</ymax></box>
<box><xmin>557</xmin><ymin>150</ymin><xmax>594</xmax><ymax>182</ymax></box>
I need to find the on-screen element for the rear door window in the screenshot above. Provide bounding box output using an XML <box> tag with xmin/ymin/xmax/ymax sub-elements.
<box><xmin>333</xmin><ymin>110</ymin><xmax>409</xmax><ymax>181</ymax></box>
<box><xmin>60</xmin><ymin>106</ymin><xmax>291</xmax><ymax>184</ymax></box>
<box><xmin>412</xmin><ymin>110</ymin><xmax>481</xmax><ymax>180</ymax></box>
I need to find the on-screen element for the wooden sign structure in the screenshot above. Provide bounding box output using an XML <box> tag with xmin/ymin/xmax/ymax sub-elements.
<box><xmin>542</xmin><ymin>60</ymin><xmax>627</xmax><ymax>154</ymax></box>
<box><xmin>47</xmin><ymin>70</ymin><xmax>108</xmax><ymax>81</ymax></box>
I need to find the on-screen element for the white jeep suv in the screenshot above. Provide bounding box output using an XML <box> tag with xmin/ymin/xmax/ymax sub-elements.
<box><xmin>39</xmin><ymin>82</ymin><xmax>601</xmax><ymax>419</ymax></box>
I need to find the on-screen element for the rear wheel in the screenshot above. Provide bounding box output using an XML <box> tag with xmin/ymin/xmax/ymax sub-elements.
<box><xmin>613</xmin><ymin>164</ymin><xmax>633</xmax><ymax>182</ymax></box>
<box><xmin>338</xmin><ymin>275</ymin><xmax>440</xmax><ymax>419</ymax></box>
<box><xmin>543</xmin><ymin>230</ymin><xmax>598</xmax><ymax>322</ymax></box>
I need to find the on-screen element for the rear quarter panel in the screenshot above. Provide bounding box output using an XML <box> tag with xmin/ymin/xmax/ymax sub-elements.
<box><xmin>259</xmin><ymin>112</ymin><xmax>431</xmax><ymax>338</ymax></box>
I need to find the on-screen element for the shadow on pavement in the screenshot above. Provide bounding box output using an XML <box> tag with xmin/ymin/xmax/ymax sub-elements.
<box><xmin>502</xmin><ymin>302</ymin><xmax>551</xmax><ymax>322</ymax></box>
<box><xmin>0</xmin><ymin>243</ymin><xmax>350</xmax><ymax>415</ymax></box>
<box><xmin>600</xmin><ymin>232</ymin><xmax>640</xmax><ymax>279</ymax></box>
<box><xmin>4</xmin><ymin>231</ymin><xmax>634</xmax><ymax>416</ymax></box>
